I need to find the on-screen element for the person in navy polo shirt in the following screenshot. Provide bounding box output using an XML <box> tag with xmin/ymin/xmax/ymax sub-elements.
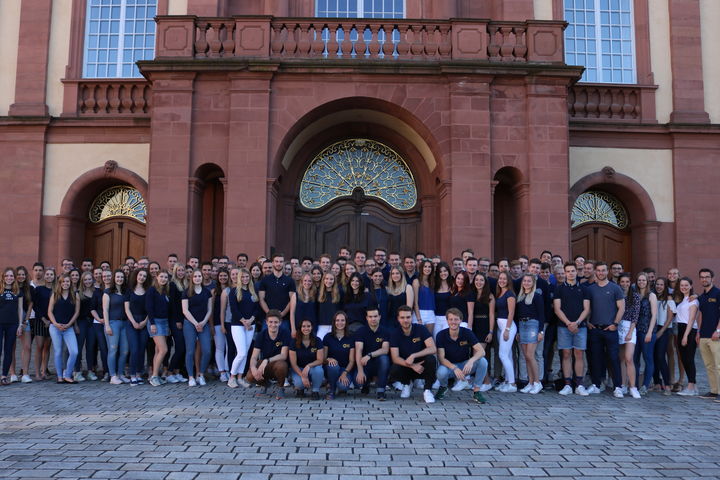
<box><xmin>289</xmin><ymin>319</ymin><xmax>324</xmax><ymax>399</ymax></box>
<box><xmin>585</xmin><ymin>262</ymin><xmax>625</xmax><ymax>396</ymax></box>
<box><xmin>553</xmin><ymin>263</ymin><xmax>591</xmax><ymax>396</ymax></box>
<box><xmin>0</xmin><ymin>268</ymin><xmax>23</xmax><ymax>385</ymax></box>
<box><xmin>389</xmin><ymin>305</ymin><xmax>437</xmax><ymax>403</ymax></box>
<box><xmin>246</xmin><ymin>310</ymin><xmax>290</xmax><ymax>399</ymax></box>
<box><xmin>355</xmin><ymin>307</ymin><xmax>390</xmax><ymax>400</ymax></box>
<box><xmin>258</xmin><ymin>254</ymin><xmax>296</xmax><ymax>331</ymax></box>
<box><xmin>697</xmin><ymin>268</ymin><xmax>720</xmax><ymax>399</ymax></box>
<box><xmin>323</xmin><ymin>311</ymin><xmax>355</xmax><ymax>400</ymax></box>
<box><xmin>435</xmin><ymin>308</ymin><xmax>488</xmax><ymax>404</ymax></box>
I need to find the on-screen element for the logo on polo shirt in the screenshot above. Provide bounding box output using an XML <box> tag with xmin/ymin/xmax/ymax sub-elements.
<box><xmin>274</xmin><ymin>341</ymin><xmax>282</xmax><ymax>347</ymax></box>
<box><xmin>459</xmin><ymin>341</ymin><xmax>468</xmax><ymax>346</ymax></box>
<box><xmin>310</xmin><ymin>347</ymin><xmax>318</xmax><ymax>353</ymax></box>
<box><xmin>412</xmin><ymin>337</ymin><xmax>421</xmax><ymax>343</ymax></box>
<box><xmin>375</xmin><ymin>337</ymin><xmax>383</xmax><ymax>343</ymax></box>
<box><xmin>342</xmin><ymin>343</ymin><xmax>351</xmax><ymax>348</ymax></box>
<box><xmin>709</xmin><ymin>298</ymin><xmax>717</xmax><ymax>303</ymax></box>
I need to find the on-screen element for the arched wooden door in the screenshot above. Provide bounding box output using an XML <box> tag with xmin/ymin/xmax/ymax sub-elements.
<box><xmin>85</xmin><ymin>218</ymin><xmax>146</xmax><ymax>268</ymax></box>
<box><xmin>571</xmin><ymin>191</ymin><xmax>631</xmax><ymax>266</ymax></box>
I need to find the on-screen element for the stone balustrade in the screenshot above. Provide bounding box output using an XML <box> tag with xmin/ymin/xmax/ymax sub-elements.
<box><xmin>63</xmin><ymin>80</ymin><xmax>152</xmax><ymax>116</ymax></box>
<box><xmin>568</xmin><ymin>83</ymin><xmax>657</xmax><ymax>122</ymax></box>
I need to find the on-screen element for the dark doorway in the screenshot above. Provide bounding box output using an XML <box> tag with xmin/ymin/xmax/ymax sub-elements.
<box><xmin>571</xmin><ymin>223</ymin><xmax>631</xmax><ymax>268</ymax></box>
<box><xmin>85</xmin><ymin>218</ymin><xmax>146</xmax><ymax>269</ymax></box>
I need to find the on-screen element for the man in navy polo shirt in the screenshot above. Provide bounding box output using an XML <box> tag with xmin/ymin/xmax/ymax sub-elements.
<box><xmin>697</xmin><ymin>268</ymin><xmax>720</xmax><ymax>399</ymax></box>
<box><xmin>355</xmin><ymin>307</ymin><xmax>390</xmax><ymax>400</ymax></box>
<box><xmin>435</xmin><ymin>308</ymin><xmax>488</xmax><ymax>404</ymax></box>
<box><xmin>585</xmin><ymin>262</ymin><xmax>625</xmax><ymax>397</ymax></box>
<box><xmin>258</xmin><ymin>254</ymin><xmax>296</xmax><ymax>331</ymax></box>
<box><xmin>389</xmin><ymin>305</ymin><xmax>437</xmax><ymax>403</ymax></box>
<box><xmin>554</xmin><ymin>263</ymin><xmax>591</xmax><ymax>396</ymax></box>
<box><xmin>245</xmin><ymin>310</ymin><xmax>290</xmax><ymax>399</ymax></box>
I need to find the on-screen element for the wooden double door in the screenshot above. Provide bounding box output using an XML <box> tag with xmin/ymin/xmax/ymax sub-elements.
<box><xmin>85</xmin><ymin>218</ymin><xmax>146</xmax><ymax>269</ymax></box>
<box><xmin>571</xmin><ymin>223</ymin><xmax>631</xmax><ymax>268</ymax></box>
<box><xmin>294</xmin><ymin>195</ymin><xmax>420</xmax><ymax>259</ymax></box>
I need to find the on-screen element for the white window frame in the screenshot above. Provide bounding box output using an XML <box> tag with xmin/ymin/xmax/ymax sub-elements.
<box><xmin>83</xmin><ymin>0</ymin><xmax>157</xmax><ymax>79</ymax></box>
<box><xmin>564</xmin><ymin>0</ymin><xmax>637</xmax><ymax>84</ymax></box>
<box><xmin>315</xmin><ymin>0</ymin><xmax>406</xmax><ymax>19</ymax></box>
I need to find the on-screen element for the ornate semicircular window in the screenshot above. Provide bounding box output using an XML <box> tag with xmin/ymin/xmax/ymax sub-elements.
<box><xmin>89</xmin><ymin>186</ymin><xmax>147</xmax><ymax>224</ymax></box>
<box><xmin>299</xmin><ymin>139</ymin><xmax>417</xmax><ymax>210</ymax></box>
<box><xmin>571</xmin><ymin>191</ymin><xmax>628</xmax><ymax>229</ymax></box>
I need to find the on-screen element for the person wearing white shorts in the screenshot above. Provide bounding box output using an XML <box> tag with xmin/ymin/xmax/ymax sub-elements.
<box><xmin>618</xmin><ymin>274</ymin><xmax>641</xmax><ymax>399</ymax></box>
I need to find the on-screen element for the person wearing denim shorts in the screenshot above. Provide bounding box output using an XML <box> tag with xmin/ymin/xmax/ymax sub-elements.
<box><xmin>516</xmin><ymin>274</ymin><xmax>546</xmax><ymax>395</ymax></box>
<box><xmin>553</xmin><ymin>263</ymin><xmax>591</xmax><ymax>396</ymax></box>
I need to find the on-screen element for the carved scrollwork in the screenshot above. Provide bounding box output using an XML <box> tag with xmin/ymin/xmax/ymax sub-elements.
<box><xmin>571</xmin><ymin>191</ymin><xmax>628</xmax><ymax>229</ymax></box>
<box><xmin>89</xmin><ymin>186</ymin><xmax>147</xmax><ymax>224</ymax></box>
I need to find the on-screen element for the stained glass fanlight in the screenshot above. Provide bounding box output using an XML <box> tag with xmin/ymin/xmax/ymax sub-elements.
<box><xmin>571</xmin><ymin>191</ymin><xmax>628</xmax><ymax>229</ymax></box>
<box><xmin>89</xmin><ymin>186</ymin><xmax>147</xmax><ymax>224</ymax></box>
<box><xmin>299</xmin><ymin>139</ymin><xmax>417</xmax><ymax>210</ymax></box>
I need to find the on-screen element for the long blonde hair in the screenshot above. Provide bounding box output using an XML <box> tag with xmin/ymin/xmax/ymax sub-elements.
<box><xmin>236</xmin><ymin>268</ymin><xmax>258</xmax><ymax>303</ymax></box>
<box><xmin>386</xmin><ymin>267</ymin><xmax>408</xmax><ymax>296</ymax></box>
<box><xmin>53</xmin><ymin>273</ymin><xmax>78</xmax><ymax>304</ymax></box>
<box><xmin>2</xmin><ymin>267</ymin><xmax>19</xmax><ymax>296</ymax></box>
<box><xmin>297</xmin><ymin>273</ymin><xmax>317</xmax><ymax>303</ymax></box>
<box><xmin>318</xmin><ymin>272</ymin><xmax>340</xmax><ymax>303</ymax></box>
<box><xmin>171</xmin><ymin>263</ymin><xmax>188</xmax><ymax>291</ymax></box>
<box><xmin>516</xmin><ymin>273</ymin><xmax>537</xmax><ymax>306</ymax></box>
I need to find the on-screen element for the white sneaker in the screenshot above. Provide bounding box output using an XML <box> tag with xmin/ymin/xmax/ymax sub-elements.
<box><xmin>529</xmin><ymin>382</ymin><xmax>543</xmax><ymax>394</ymax></box>
<box><xmin>677</xmin><ymin>388</ymin><xmax>698</xmax><ymax>396</ymax></box>
<box><xmin>479</xmin><ymin>383</ymin><xmax>492</xmax><ymax>392</ymax></box>
<box><xmin>73</xmin><ymin>372</ymin><xmax>86</xmax><ymax>382</ymax></box>
<box><xmin>451</xmin><ymin>380</ymin><xmax>470</xmax><ymax>392</ymax></box>
<box><xmin>86</xmin><ymin>371</ymin><xmax>98</xmax><ymax>381</ymax></box>
<box><xmin>220</xmin><ymin>372</ymin><xmax>229</xmax><ymax>382</ymax></box>
<box><xmin>227</xmin><ymin>377</ymin><xmax>238</xmax><ymax>388</ymax></box>
<box><xmin>166</xmin><ymin>374</ymin><xmax>179</xmax><ymax>384</ymax></box>
<box><xmin>423</xmin><ymin>389</ymin><xmax>435</xmax><ymax>403</ymax></box>
<box><xmin>504</xmin><ymin>384</ymin><xmax>517</xmax><ymax>393</ymax></box>
<box><xmin>119</xmin><ymin>376</ymin><xmax>131</xmax><ymax>384</ymax></box>
<box><xmin>629</xmin><ymin>387</ymin><xmax>641</xmax><ymax>399</ymax></box>
<box><xmin>237</xmin><ymin>378</ymin><xmax>250</xmax><ymax>388</ymax></box>
<box><xmin>197</xmin><ymin>375</ymin><xmax>206</xmax><ymax>386</ymax></box>
<box><xmin>586</xmin><ymin>384</ymin><xmax>601</xmax><ymax>394</ymax></box>
<box><xmin>613</xmin><ymin>387</ymin><xmax>624</xmax><ymax>398</ymax></box>
<box><xmin>393</xmin><ymin>381</ymin><xmax>404</xmax><ymax>391</ymax></box>
<box><xmin>520</xmin><ymin>383</ymin><xmax>533</xmax><ymax>394</ymax></box>
<box><xmin>559</xmin><ymin>385</ymin><xmax>573</xmax><ymax>396</ymax></box>
<box><xmin>495</xmin><ymin>382</ymin><xmax>507</xmax><ymax>392</ymax></box>
<box><xmin>400</xmin><ymin>384</ymin><xmax>412</xmax><ymax>398</ymax></box>
<box><xmin>110</xmin><ymin>376</ymin><xmax>123</xmax><ymax>385</ymax></box>
<box><xmin>620</xmin><ymin>385</ymin><xmax>628</xmax><ymax>395</ymax></box>
<box><xmin>188</xmin><ymin>377</ymin><xmax>197</xmax><ymax>387</ymax></box>
<box><xmin>575</xmin><ymin>385</ymin><xmax>589</xmax><ymax>396</ymax></box>
<box><xmin>20</xmin><ymin>375</ymin><xmax>32</xmax><ymax>383</ymax></box>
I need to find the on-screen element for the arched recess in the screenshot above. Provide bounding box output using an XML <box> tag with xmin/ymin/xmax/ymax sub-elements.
<box><xmin>569</xmin><ymin>168</ymin><xmax>659</xmax><ymax>273</ymax></box>
<box><xmin>493</xmin><ymin>167</ymin><xmax>526</xmax><ymax>261</ymax></box>
<box><xmin>57</xmin><ymin>162</ymin><xmax>148</xmax><ymax>268</ymax></box>
<box><xmin>189</xmin><ymin>163</ymin><xmax>225</xmax><ymax>261</ymax></box>
<box><xmin>271</xmin><ymin>97</ymin><xmax>447</xmax><ymax>257</ymax></box>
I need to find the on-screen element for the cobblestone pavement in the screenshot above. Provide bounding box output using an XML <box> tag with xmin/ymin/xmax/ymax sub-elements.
<box><xmin>0</xmin><ymin>361</ymin><xmax>717</xmax><ymax>480</ymax></box>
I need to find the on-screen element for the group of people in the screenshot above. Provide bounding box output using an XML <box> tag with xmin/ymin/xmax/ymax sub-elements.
<box><xmin>0</xmin><ymin>247</ymin><xmax>718</xmax><ymax>404</ymax></box>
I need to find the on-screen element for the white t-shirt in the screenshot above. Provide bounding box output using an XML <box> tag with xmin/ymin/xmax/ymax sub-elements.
<box><xmin>656</xmin><ymin>299</ymin><xmax>676</xmax><ymax>327</ymax></box>
<box><xmin>675</xmin><ymin>297</ymin><xmax>698</xmax><ymax>326</ymax></box>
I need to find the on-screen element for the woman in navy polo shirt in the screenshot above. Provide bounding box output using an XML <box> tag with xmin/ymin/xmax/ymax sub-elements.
<box><xmin>182</xmin><ymin>270</ymin><xmax>213</xmax><ymax>387</ymax></box>
<box><xmin>317</xmin><ymin>272</ymin><xmax>342</xmax><ymax>340</ymax></box>
<box><xmin>449</xmin><ymin>271</ymin><xmax>473</xmax><ymax>328</ymax></box>
<box><xmin>516</xmin><ymin>274</ymin><xmax>545</xmax><ymax>394</ymax></box>
<box><xmin>48</xmin><ymin>274</ymin><xmax>80</xmax><ymax>384</ymax></box>
<box><xmin>369</xmin><ymin>269</ymin><xmax>389</xmax><ymax>329</ymax></box>
<box><xmin>289</xmin><ymin>319</ymin><xmax>324</xmax><ymax>399</ymax></box>
<box><xmin>89</xmin><ymin>270</ymin><xmax>111</xmax><ymax>381</ymax></box>
<box><xmin>323</xmin><ymin>311</ymin><xmax>355</xmax><ymax>399</ymax></box>
<box><xmin>0</xmin><ymin>268</ymin><xmax>23</xmax><ymax>385</ymax></box>
<box><xmin>73</xmin><ymin>271</ymin><xmax>96</xmax><ymax>382</ymax></box>
<box><xmin>124</xmin><ymin>268</ymin><xmax>150</xmax><ymax>385</ymax></box>
<box><xmin>103</xmin><ymin>270</ymin><xmax>129</xmax><ymax>385</ymax></box>
<box><xmin>290</xmin><ymin>273</ymin><xmax>318</xmax><ymax>338</ymax></box>
<box><xmin>146</xmin><ymin>270</ymin><xmax>171</xmax><ymax>387</ymax></box>
<box><xmin>223</xmin><ymin>268</ymin><xmax>259</xmax><ymax>388</ymax></box>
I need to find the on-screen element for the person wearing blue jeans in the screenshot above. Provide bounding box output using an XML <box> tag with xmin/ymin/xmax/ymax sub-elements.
<box><xmin>181</xmin><ymin>270</ymin><xmax>213</xmax><ymax>386</ymax></box>
<box><xmin>289</xmin><ymin>319</ymin><xmax>325</xmax><ymax>399</ymax></box>
<box><xmin>354</xmin><ymin>307</ymin><xmax>391</xmax><ymax>400</ymax></box>
<box><xmin>435</xmin><ymin>308</ymin><xmax>489</xmax><ymax>403</ymax></box>
<box><xmin>322</xmin><ymin>311</ymin><xmax>356</xmax><ymax>399</ymax></box>
<box><xmin>48</xmin><ymin>274</ymin><xmax>80</xmax><ymax>383</ymax></box>
<box><xmin>103</xmin><ymin>270</ymin><xmax>130</xmax><ymax>385</ymax></box>
<box><xmin>652</xmin><ymin>278</ymin><xmax>676</xmax><ymax>394</ymax></box>
<box><xmin>632</xmin><ymin>273</ymin><xmax>657</xmax><ymax>395</ymax></box>
<box><xmin>124</xmin><ymin>269</ymin><xmax>151</xmax><ymax>385</ymax></box>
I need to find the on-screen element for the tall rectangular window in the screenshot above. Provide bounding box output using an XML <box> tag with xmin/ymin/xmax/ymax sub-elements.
<box><xmin>564</xmin><ymin>0</ymin><xmax>636</xmax><ymax>83</ymax></box>
<box><xmin>316</xmin><ymin>0</ymin><xmax>405</xmax><ymax>18</ymax></box>
<box><xmin>83</xmin><ymin>0</ymin><xmax>157</xmax><ymax>78</ymax></box>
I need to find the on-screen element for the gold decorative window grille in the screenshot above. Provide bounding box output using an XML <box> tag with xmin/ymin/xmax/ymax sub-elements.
<box><xmin>89</xmin><ymin>186</ymin><xmax>147</xmax><ymax>224</ymax></box>
<box><xmin>571</xmin><ymin>191</ymin><xmax>628</xmax><ymax>229</ymax></box>
<box><xmin>299</xmin><ymin>139</ymin><xmax>417</xmax><ymax>210</ymax></box>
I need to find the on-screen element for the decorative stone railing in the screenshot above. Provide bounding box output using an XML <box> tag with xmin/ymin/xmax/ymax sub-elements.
<box><xmin>155</xmin><ymin>16</ymin><xmax>566</xmax><ymax>63</ymax></box>
<box><xmin>62</xmin><ymin>79</ymin><xmax>152</xmax><ymax>117</ymax></box>
<box><xmin>568</xmin><ymin>83</ymin><xmax>657</xmax><ymax>122</ymax></box>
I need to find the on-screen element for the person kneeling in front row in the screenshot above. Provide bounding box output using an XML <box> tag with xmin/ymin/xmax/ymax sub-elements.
<box><xmin>435</xmin><ymin>308</ymin><xmax>488</xmax><ymax>404</ymax></box>
<box><xmin>389</xmin><ymin>305</ymin><xmax>437</xmax><ymax>403</ymax></box>
<box><xmin>245</xmin><ymin>310</ymin><xmax>290</xmax><ymax>399</ymax></box>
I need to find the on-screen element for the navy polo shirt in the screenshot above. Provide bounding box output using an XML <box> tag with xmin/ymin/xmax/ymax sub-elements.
<box><xmin>586</xmin><ymin>282</ymin><xmax>624</xmax><ymax>326</ymax></box>
<box><xmin>145</xmin><ymin>287</ymin><xmax>170</xmax><ymax>325</ymax></box>
<box><xmin>323</xmin><ymin>333</ymin><xmax>354</xmax><ymax>368</ymax></box>
<box><xmin>390</xmin><ymin>323</ymin><xmax>431</xmax><ymax>359</ymax></box>
<box><xmin>182</xmin><ymin>287</ymin><xmax>212</xmax><ymax>323</ymax></box>
<box><xmin>698</xmin><ymin>286</ymin><xmax>720</xmax><ymax>338</ymax></box>
<box><xmin>355</xmin><ymin>324</ymin><xmax>389</xmax><ymax>356</ymax></box>
<box><xmin>436</xmin><ymin>327</ymin><xmax>479</xmax><ymax>364</ymax></box>
<box><xmin>256</xmin><ymin>328</ymin><xmax>290</xmax><ymax>360</ymax></box>
<box><xmin>258</xmin><ymin>273</ymin><xmax>296</xmax><ymax>312</ymax></box>
<box><xmin>0</xmin><ymin>289</ymin><xmax>22</xmax><ymax>325</ymax></box>
<box><xmin>291</xmin><ymin>336</ymin><xmax>323</xmax><ymax>368</ymax></box>
<box><xmin>554</xmin><ymin>282</ymin><xmax>589</xmax><ymax>325</ymax></box>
